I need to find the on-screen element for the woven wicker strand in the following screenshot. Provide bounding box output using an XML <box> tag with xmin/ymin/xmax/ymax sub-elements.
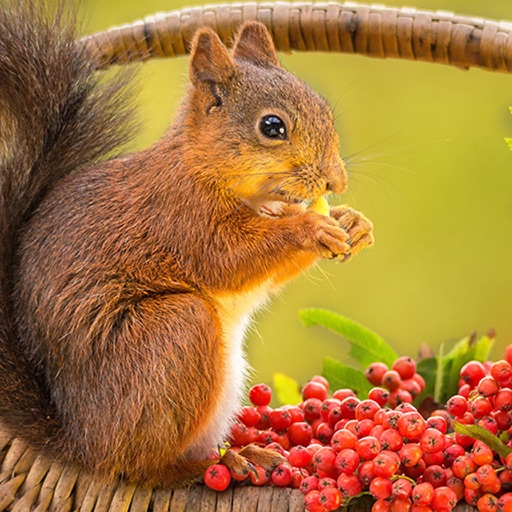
<box><xmin>80</xmin><ymin>1</ymin><xmax>512</xmax><ymax>73</ymax></box>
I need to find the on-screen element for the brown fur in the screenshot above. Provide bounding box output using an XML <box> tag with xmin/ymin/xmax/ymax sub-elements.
<box><xmin>0</xmin><ymin>2</ymin><xmax>373</xmax><ymax>488</ymax></box>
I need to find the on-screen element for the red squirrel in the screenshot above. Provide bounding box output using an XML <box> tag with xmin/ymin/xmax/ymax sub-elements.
<box><xmin>0</xmin><ymin>1</ymin><xmax>373</xmax><ymax>486</ymax></box>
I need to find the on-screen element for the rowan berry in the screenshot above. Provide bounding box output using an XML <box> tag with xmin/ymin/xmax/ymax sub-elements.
<box><xmin>288</xmin><ymin>445</ymin><xmax>312</xmax><ymax>468</ymax></box>
<box><xmin>269</xmin><ymin>408</ymin><xmax>292</xmax><ymax>432</ymax></box>
<box><xmin>356</xmin><ymin>399</ymin><xmax>381</xmax><ymax>421</ymax></box>
<box><xmin>491</xmin><ymin>360</ymin><xmax>512</xmax><ymax>386</ymax></box>
<box><xmin>370</xmin><ymin>476</ymin><xmax>393</xmax><ymax>500</ymax></box>
<box><xmin>494</xmin><ymin>388</ymin><xmax>512</xmax><ymax>412</ymax></box>
<box><xmin>339</xmin><ymin>396</ymin><xmax>360</xmax><ymax>419</ymax></box>
<box><xmin>270</xmin><ymin>464</ymin><xmax>292</xmax><ymax>487</ymax></box>
<box><xmin>423</xmin><ymin>465</ymin><xmax>447</xmax><ymax>488</ymax></box>
<box><xmin>204</xmin><ymin>464</ymin><xmax>231</xmax><ymax>491</ymax></box>
<box><xmin>304</xmin><ymin>490</ymin><xmax>328</xmax><ymax>512</ymax></box>
<box><xmin>380</xmin><ymin>427</ymin><xmax>404</xmax><ymax>451</ymax></box>
<box><xmin>238</xmin><ymin>406</ymin><xmax>261</xmax><ymax>427</ymax></box>
<box><xmin>412</xmin><ymin>482</ymin><xmax>435</xmax><ymax>506</ymax></box>
<box><xmin>374</xmin><ymin>451</ymin><xmax>401</xmax><ymax>477</ymax></box>
<box><xmin>470</xmin><ymin>396</ymin><xmax>493</xmax><ymax>419</ymax></box>
<box><xmin>477</xmin><ymin>493</ymin><xmax>499</xmax><ymax>512</ymax></box>
<box><xmin>359</xmin><ymin>460</ymin><xmax>376</xmax><ymax>487</ymax></box>
<box><xmin>310</xmin><ymin>375</ymin><xmax>330</xmax><ymax>390</ymax></box>
<box><xmin>460</xmin><ymin>361</ymin><xmax>487</xmax><ymax>388</ymax></box>
<box><xmin>249</xmin><ymin>383</ymin><xmax>272</xmax><ymax>406</ymax></box>
<box><xmin>332</xmin><ymin>388</ymin><xmax>357</xmax><ymax>401</ymax></box>
<box><xmin>452</xmin><ymin>455</ymin><xmax>478</xmax><ymax>479</ymax></box>
<box><xmin>446</xmin><ymin>395</ymin><xmax>468</xmax><ymax>417</ymax></box>
<box><xmin>420</xmin><ymin>428</ymin><xmax>446</xmax><ymax>454</ymax></box>
<box><xmin>398</xmin><ymin>411</ymin><xmax>427</xmax><ymax>440</ymax></box>
<box><xmin>369</xmin><ymin>387</ymin><xmax>390</xmax><ymax>406</ymax></box>
<box><xmin>319</xmin><ymin>487</ymin><xmax>343</xmax><ymax>511</ymax></box>
<box><xmin>497</xmin><ymin>492</ymin><xmax>512</xmax><ymax>512</ymax></box>
<box><xmin>472</xmin><ymin>440</ymin><xmax>494</xmax><ymax>466</ymax></box>
<box><xmin>356</xmin><ymin>436</ymin><xmax>382</xmax><ymax>460</ymax></box>
<box><xmin>302</xmin><ymin>381</ymin><xmax>329</xmax><ymax>401</ymax></box>
<box><xmin>303</xmin><ymin>398</ymin><xmax>323</xmax><ymax>421</ymax></box>
<box><xmin>366</xmin><ymin>362</ymin><xmax>389</xmax><ymax>386</ymax></box>
<box><xmin>300</xmin><ymin>476</ymin><xmax>320</xmax><ymax>495</ymax></box>
<box><xmin>288</xmin><ymin>421</ymin><xmax>313</xmax><ymax>446</ymax></box>
<box><xmin>400</xmin><ymin>443</ymin><xmax>423</xmax><ymax>467</ymax></box>
<box><xmin>313</xmin><ymin>447</ymin><xmax>337</xmax><ymax>473</ymax></box>
<box><xmin>335</xmin><ymin>448</ymin><xmax>360</xmax><ymax>475</ymax></box>
<box><xmin>446</xmin><ymin>476</ymin><xmax>464</xmax><ymax>501</ymax></box>
<box><xmin>392</xmin><ymin>478</ymin><xmax>413</xmax><ymax>500</ymax></box>
<box><xmin>389</xmin><ymin>389</ymin><xmax>414</xmax><ymax>408</ymax></box>
<box><xmin>382</xmin><ymin>370</ymin><xmax>402</xmax><ymax>391</ymax></box>
<box><xmin>373</xmin><ymin>499</ymin><xmax>392</xmax><ymax>512</ymax></box>
<box><xmin>393</xmin><ymin>356</ymin><xmax>417</xmax><ymax>380</ymax></box>
<box><xmin>337</xmin><ymin>473</ymin><xmax>364</xmax><ymax>497</ymax></box>
<box><xmin>254</xmin><ymin>405</ymin><xmax>272</xmax><ymax>429</ymax></box>
<box><xmin>477</xmin><ymin>376</ymin><xmax>500</xmax><ymax>397</ymax></box>
<box><xmin>425</xmin><ymin>416</ymin><xmax>447</xmax><ymax>434</ymax></box>
<box><xmin>389</xmin><ymin>497</ymin><xmax>412</xmax><ymax>512</ymax></box>
<box><xmin>431</xmin><ymin>486</ymin><xmax>458</xmax><ymax>511</ymax></box>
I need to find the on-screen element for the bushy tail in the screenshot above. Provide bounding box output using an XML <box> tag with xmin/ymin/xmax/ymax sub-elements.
<box><xmin>0</xmin><ymin>0</ymin><xmax>134</xmax><ymax>453</ymax></box>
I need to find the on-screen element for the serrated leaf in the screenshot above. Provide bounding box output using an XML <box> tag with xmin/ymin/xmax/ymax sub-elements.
<box><xmin>273</xmin><ymin>372</ymin><xmax>302</xmax><ymax>406</ymax></box>
<box><xmin>322</xmin><ymin>357</ymin><xmax>372</xmax><ymax>397</ymax></box>
<box><xmin>299</xmin><ymin>308</ymin><xmax>398</xmax><ymax>367</ymax></box>
<box><xmin>453</xmin><ymin>422</ymin><xmax>512</xmax><ymax>459</ymax></box>
<box><xmin>416</xmin><ymin>357</ymin><xmax>437</xmax><ymax>400</ymax></box>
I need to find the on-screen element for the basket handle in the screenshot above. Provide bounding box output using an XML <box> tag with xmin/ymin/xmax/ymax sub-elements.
<box><xmin>80</xmin><ymin>2</ymin><xmax>512</xmax><ymax>73</ymax></box>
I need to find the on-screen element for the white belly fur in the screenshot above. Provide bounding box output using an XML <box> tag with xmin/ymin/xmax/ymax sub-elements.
<box><xmin>184</xmin><ymin>280</ymin><xmax>273</xmax><ymax>458</ymax></box>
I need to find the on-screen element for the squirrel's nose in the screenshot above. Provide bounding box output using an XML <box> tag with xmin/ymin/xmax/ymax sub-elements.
<box><xmin>325</xmin><ymin>156</ymin><xmax>348</xmax><ymax>195</ymax></box>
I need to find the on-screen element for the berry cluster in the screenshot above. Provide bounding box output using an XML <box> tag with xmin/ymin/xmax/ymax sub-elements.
<box><xmin>203</xmin><ymin>348</ymin><xmax>512</xmax><ymax>512</ymax></box>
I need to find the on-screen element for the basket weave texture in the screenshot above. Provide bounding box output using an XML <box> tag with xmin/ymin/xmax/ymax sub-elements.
<box><xmin>81</xmin><ymin>1</ymin><xmax>512</xmax><ymax>73</ymax></box>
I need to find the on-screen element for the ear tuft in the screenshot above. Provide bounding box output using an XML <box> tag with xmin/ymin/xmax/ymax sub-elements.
<box><xmin>232</xmin><ymin>21</ymin><xmax>279</xmax><ymax>67</ymax></box>
<box><xmin>189</xmin><ymin>28</ymin><xmax>235</xmax><ymax>85</ymax></box>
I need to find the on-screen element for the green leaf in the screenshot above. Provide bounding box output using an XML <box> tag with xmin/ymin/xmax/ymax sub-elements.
<box><xmin>505</xmin><ymin>137</ymin><xmax>512</xmax><ymax>151</ymax></box>
<box><xmin>472</xmin><ymin>334</ymin><xmax>494</xmax><ymax>362</ymax></box>
<box><xmin>453</xmin><ymin>422</ymin><xmax>512</xmax><ymax>459</ymax></box>
<box><xmin>416</xmin><ymin>357</ymin><xmax>436</xmax><ymax>401</ymax></box>
<box><xmin>322</xmin><ymin>357</ymin><xmax>372</xmax><ymax>397</ymax></box>
<box><xmin>434</xmin><ymin>343</ymin><xmax>445</xmax><ymax>404</ymax></box>
<box><xmin>299</xmin><ymin>308</ymin><xmax>398</xmax><ymax>367</ymax></box>
<box><xmin>273</xmin><ymin>372</ymin><xmax>302</xmax><ymax>406</ymax></box>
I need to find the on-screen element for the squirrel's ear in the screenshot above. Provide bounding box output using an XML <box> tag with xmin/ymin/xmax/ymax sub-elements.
<box><xmin>189</xmin><ymin>28</ymin><xmax>235</xmax><ymax>85</ymax></box>
<box><xmin>232</xmin><ymin>21</ymin><xmax>279</xmax><ymax>67</ymax></box>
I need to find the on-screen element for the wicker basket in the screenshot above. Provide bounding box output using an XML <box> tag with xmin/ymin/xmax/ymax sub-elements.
<box><xmin>2</xmin><ymin>2</ymin><xmax>511</xmax><ymax>511</ymax></box>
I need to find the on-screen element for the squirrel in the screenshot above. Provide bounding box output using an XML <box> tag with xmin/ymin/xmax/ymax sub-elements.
<box><xmin>0</xmin><ymin>0</ymin><xmax>374</xmax><ymax>488</ymax></box>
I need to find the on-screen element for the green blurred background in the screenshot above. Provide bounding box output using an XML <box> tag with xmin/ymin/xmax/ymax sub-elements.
<box><xmin>84</xmin><ymin>1</ymin><xmax>512</xmax><ymax>387</ymax></box>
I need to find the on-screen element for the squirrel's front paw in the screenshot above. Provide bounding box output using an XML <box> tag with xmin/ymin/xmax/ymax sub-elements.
<box><xmin>330</xmin><ymin>206</ymin><xmax>374</xmax><ymax>259</ymax></box>
<box><xmin>298</xmin><ymin>212</ymin><xmax>353</xmax><ymax>260</ymax></box>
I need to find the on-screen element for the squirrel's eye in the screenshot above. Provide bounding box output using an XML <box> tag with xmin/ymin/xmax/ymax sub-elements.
<box><xmin>259</xmin><ymin>115</ymin><xmax>287</xmax><ymax>140</ymax></box>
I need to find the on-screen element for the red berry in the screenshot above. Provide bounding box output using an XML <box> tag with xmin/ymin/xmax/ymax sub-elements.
<box><xmin>288</xmin><ymin>445</ymin><xmax>312</xmax><ymax>468</ymax></box>
<box><xmin>412</xmin><ymin>482</ymin><xmax>434</xmax><ymax>506</ymax></box>
<box><xmin>204</xmin><ymin>463</ymin><xmax>231</xmax><ymax>491</ymax></box>
<box><xmin>249</xmin><ymin>383</ymin><xmax>272</xmax><ymax>406</ymax></box>
<box><xmin>370</xmin><ymin>476</ymin><xmax>393</xmax><ymax>500</ymax></box>
<box><xmin>303</xmin><ymin>398</ymin><xmax>323</xmax><ymax>421</ymax></box>
<box><xmin>315</xmin><ymin>422</ymin><xmax>334</xmax><ymax>444</ymax></box>
<box><xmin>491</xmin><ymin>360</ymin><xmax>512</xmax><ymax>386</ymax></box>
<box><xmin>400</xmin><ymin>443</ymin><xmax>423</xmax><ymax>467</ymax></box>
<box><xmin>288</xmin><ymin>421</ymin><xmax>313</xmax><ymax>446</ymax></box>
<box><xmin>397</xmin><ymin>411</ymin><xmax>427</xmax><ymax>440</ymax></box>
<box><xmin>446</xmin><ymin>395</ymin><xmax>468</xmax><ymax>417</ymax></box>
<box><xmin>419</xmin><ymin>428</ymin><xmax>445</xmax><ymax>454</ymax></box>
<box><xmin>238</xmin><ymin>406</ymin><xmax>261</xmax><ymax>427</ymax></box>
<box><xmin>477</xmin><ymin>493</ymin><xmax>499</xmax><ymax>512</ymax></box>
<box><xmin>332</xmin><ymin>388</ymin><xmax>357</xmax><ymax>401</ymax></box>
<box><xmin>431</xmin><ymin>486</ymin><xmax>458</xmax><ymax>511</ymax></box>
<box><xmin>497</xmin><ymin>492</ymin><xmax>512</xmax><ymax>512</ymax></box>
<box><xmin>392</xmin><ymin>356</ymin><xmax>417</xmax><ymax>380</ymax></box>
<box><xmin>392</xmin><ymin>478</ymin><xmax>413</xmax><ymax>500</ymax></box>
<box><xmin>452</xmin><ymin>455</ymin><xmax>478</xmax><ymax>479</ymax></box>
<box><xmin>300</xmin><ymin>475</ymin><xmax>320</xmax><ymax>495</ymax></box>
<box><xmin>358</xmin><ymin>460</ymin><xmax>376</xmax><ymax>488</ymax></box>
<box><xmin>335</xmin><ymin>448</ymin><xmax>360</xmax><ymax>475</ymax></box>
<box><xmin>269</xmin><ymin>408</ymin><xmax>292</xmax><ymax>432</ymax></box>
<box><xmin>356</xmin><ymin>399</ymin><xmax>381</xmax><ymax>420</ymax></box>
<box><xmin>495</xmin><ymin>388</ymin><xmax>512</xmax><ymax>412</ymax></box>
<box><xmin>423</xmin><ymin>465</ymin><xmax>447</xmax><ymax>488</ymax></box>
<box><xmin>249</xmin><ymin>465</ymin><xmax>270</xmax><ymax>486</ymax></box>
<box><xmin>477</xmin><ymin>376</ymin><xmax>500</xmax><ymax>397</ymax></box>
<box><xmin>472</xmin><ymin>440</ymin><xmax>494</xmax><ymax>466</ymax></box>
<box><xmin>369</xmin><ymin>387</ymin><xmax>390</xmax><ymax>406</ymax></box>
<box><xmin>373</xmin><ymin>500</ymin><xmax>392</xmax><ymax>512</ymax></box>
<box><xmin>470</xmin><ymin>396</ymin><xmax>493</xmax><ymax>419</ymax></box>
<box><xmin>339</xmin><ymin>396</ymin><xmax>360</xmax><ymax>419</ymax></box>
<box><xmin>270</xmin><ymin>463</ymin><xmax>292</xmax><ymax>487</ymax></box>
<box><xmin>389</xmin><ymin>497</ymin><xmax>412</xmax><ymax>512</ymax></box>
<box><xmin>380</xmin><ymin>427</ymin><xmax>404</xmax><ymax>452</ymax></box>
<box><xmin>319</xmin><ymin>487</ymin><xmax>342</xmax><ymax>511</ymax></box>
<box><xmin>304</xmin><ymin>490</ymin><xmax>328</xmax><ymax>512</ymax></box>
<box><xmin>337</xmin><ymin>473</ymin><xmax>364</xmax><ymax>497</ymax></box>
<box><xmin>310</xmin><ymin>374</ymin><xmax>330</xmax><ymax>390</ymax></box>
<box><xmin>355</xmin><ymin>436</ymin><xmax>382</xmax><ymax>460</ymax></box>
<box><xmin>374</xmin><ymin>451</ymin><xmax>400</xmax><ymax>478</ymax></box>
<box><xmin>366</xmin><ymin>362</ymin><xmax>389</xmax><ymax>385</ymax></box>
<box><xmin>382</xmin><ymin>370</ymin><xmax>402</xmax><ymax>391</ymax></box>
<box><xmin>425</xmin><ymin>416</ymin><xmax>447</xmax><ymax>434</ymax></box>
<box><xmin>254</xmin><ymin>405</ymin><xmax>272</xmax><ymax>429</ymax></box>
<box><xmin>460</xmin><ymin>361</ymin><xmax>487</xmax><ymax>388</ymax></box>
<box><xmin>313</xmin><ymin>447</ymin><xmax>337</xmax><ymax>473</ymax></box>
<box><xmin>329</xmin><ymin>426</ymin><xmax>353</xmax><ymax>448</ymax></box>
<box><xmin>302</xmin><ymin>381</ymin><xmax>329</xmax><ymax>401</ymax></box>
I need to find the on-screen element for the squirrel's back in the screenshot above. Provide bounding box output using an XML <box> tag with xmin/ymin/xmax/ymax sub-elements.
<box><xmin>0</xmin><ymin>0</ymin><xmax>134</xmax><ymax>454</ymax></box>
